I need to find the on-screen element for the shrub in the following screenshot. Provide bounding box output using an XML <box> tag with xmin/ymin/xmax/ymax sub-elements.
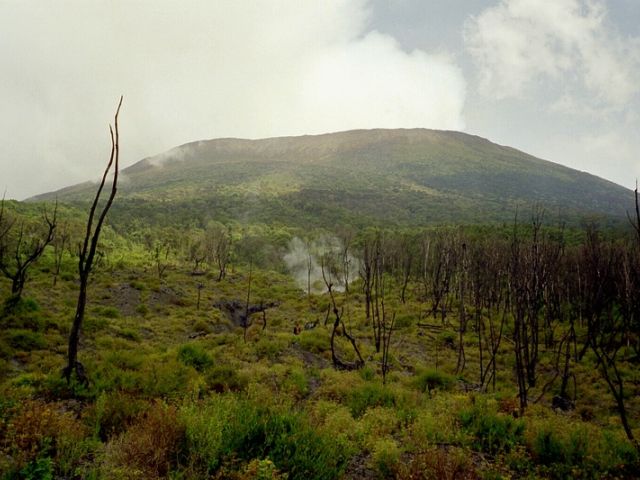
<box><xmin>177</xmin><ymin>344</ymin><xmax>213</xmax><ymax>371</ymax></box>
<box><xmin>256</xmin><ymin>411</ymin><xmax>350</xmax><ymax>480</ymax></box>
<box><xmin>117</xmin><ymin>328</ymin><xmax>141</xmax><ymax>342</ymax></box>
<box><xmin>103</xmin><ymin>401</ymin><xmax>186</xmax><ymax>479</ymax></box>
<box><xmin>398</xmin><ymin>447</ymin><xmax>478</xmax><ymax>480</ymax></box>
<box><xmin>282</xmin><ymin>367</ymin><xmax>309</xmax><ymax>399</ymax></box>
<box><xmin>99</xmin><ymin>306</ymin><xmax>121</xmax><ymax>319</ymax></box>
<box><xmin>193</xmin><ymin>319</ymin><xmax>213</xmax><ymax>334</ymax></box>
<box><xmin>525</xmin><ymin>419</ymin><xmax>639</xmax><ymax>478</ymax></box>
<box><xmin>182</xmin><ymin>396</ymin><xmax>351</xmax><ymax>480</ymax></box>
<box><xmin>255</xmin><ymin>337</ymin><xmax>287</xmax><ymax>360</ymax></box>
<box><xmin>206</xmin><ymin>365</ymin><xmax>248</xmax><ymax>393</ymax></box>
<box><xmin>6</xmin><ymin>329</ymin><xmax>46</xmax><ymax>351</ymax></box>
<box><xmin>1</xmin><ymin>297</ymin><xmax>42</xmax><ymax>330</ymax></box>
<box><xmin>438</xmin><ymin>330</ymin><xmax>456</xmax><ymax>349</ymax></box>
<box><xmin>359</xmin><ymin>366</ymin><xmax>376</xmax><ymax>381</ymax></box>
<box><xmin>18</xmin><ymin>456</ymin><xmax>54</xmax><ymax>480</ymax></box>
<box><xmin>348</xmin><ymin>383</ymin><xmax>396</xmax><ymax>418</ymax></box>
<box><xmin>129</xmin><ymin>280</ymin><xmax>146</xmax><ymax>291</ymax></box>
<box><xmin>0</xmin><ymin>400</ymin><xmax>89</xmax><ymax>476</ymax></box>
<box><xmin>359</xmin><ymin>407</ymin><xmax>400</xmax><ymax>447</ymax></box>
<box><xmin>106</xmin><ymin>350</ymin><xmax>144</xmax><ymax>371</ymax></box>
<box><xmin>371</xmin><ymin>438</ymin><xmax>401</xmax><ymax>479</ymax></box>
<box><xmin>242</xmin><ymin>458</ymin><xmax>287</xmax><ymax>480</ymax></box>
<box><xmin>459</xmin><ymin>402</ymin><xmax>524</xmax><ymax>454</ymax></box>
<box><xmin>89</xmin><ymin>391</ymin><xmax>149</xmax><ymax>440</ymax></box>
<box><xmin>393</xmin><ymin>314</ymin><xmax>414</xmax><ymax>329</ymax></box>
<box><xmin>414</xmin><ymin>369</ymin><xmax>455</xmax><ymax>396</ymax></box>
<box><xmin>298</xmin><ymin>330</ymin><xmax>327</xmax><ymax>354</ymax></box>
<box><xmin>409</xmin><ymin>409</ymin><xmax>460</xmax><ymax>446</ymax></box>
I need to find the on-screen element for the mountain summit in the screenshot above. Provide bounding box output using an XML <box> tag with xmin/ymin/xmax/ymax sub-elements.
<box><xmin>32</xmin><ymin>129</ymin><xmax>632</xmax><ymax>227</ymax></box>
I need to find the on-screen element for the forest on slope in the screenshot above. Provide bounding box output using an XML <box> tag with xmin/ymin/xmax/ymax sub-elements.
<box><xmin>32</xmin><ymin>129</ymin><xmax>633</xmax><ymax>229</ymax></box>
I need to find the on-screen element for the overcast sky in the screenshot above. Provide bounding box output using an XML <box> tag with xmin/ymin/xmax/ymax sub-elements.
<box><xmin>1</xmin><ymin>0</ymin><xmax>639</xmax><ymax>199</ymax></box>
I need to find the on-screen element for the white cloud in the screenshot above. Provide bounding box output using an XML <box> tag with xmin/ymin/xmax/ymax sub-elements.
<box><xmin>464</xmin><ymin>0</ymin><xmax>639</xmax><ymax>108</ymax></box>
<box><xmin>0</xmin><ymin>0</ymin><xmax>466</xmax><ymax>199</ymax></box>
<box><xmin>534</xmin><ymin>129</ymin><xmax>640</xmax><ymax>188</ymax></box>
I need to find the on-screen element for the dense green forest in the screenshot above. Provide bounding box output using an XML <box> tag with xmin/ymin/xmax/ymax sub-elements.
<box><xmin>1</xmin><ymin>186</ymin><xmax>639</xmax><ymax>479</ymax></box>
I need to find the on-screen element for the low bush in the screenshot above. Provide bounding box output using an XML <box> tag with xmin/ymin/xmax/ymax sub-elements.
<box><xmin>459</xmin><ymin>401</ymin><xmax>524</xmax><ymax>454</ymax></box>
<box><xmin>206</xmin><ymin>365</ymin><xmax>248</xmax><ymax>393</ymax></box>
<box><xmin>89</xmin><ymin>391</ymin><xmax>149</xmax><ymax>440</ymax></box>
<box><xmin>6</xmin><ymin>329</ymin><xmax>46</xmax><ymax>351</ymax></box>
<box><xmin>0</xmin><ymin>399</ymin><xmax>90</xmax><ymax>477</ymax></box>
<box><xmin>371</xmin><ymin>438</ymin><xmax>401</xmax><ymax>479</ymax></box>
<box><xmin>414</xmin><ymin>369</ymin><xmax>455</xmax><ymax>396</ymax></box>
<box><xmin>398</xmin><ymin>447</ymin><xmax>479</xmax><ymax>480</ymax></box>
<box><xmin>348</xmin><ymin>383</ymin><xmax>396</xmax><ymax>418</ymax></box>
<box><xmin>298</xmin><ymin>329</ymin><xmax>327</xmax><ymax>354</ymax></box>
<box><xmin>182</xmin><ymin>396</ymin><xmax>351</xmax><ymax>480</ymax></box>
<box><xmin>103</xmin><ymin>401</ymin><xmax>186</xmax><ymax>479</ymax></box>
<box><xmin>177</xmin><ymin>344</ymin><xmax>213</xmax><ymax>371</ymax></box>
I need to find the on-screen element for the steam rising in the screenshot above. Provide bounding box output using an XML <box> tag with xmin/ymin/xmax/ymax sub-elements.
<box><xmin>283</xmin><ymin>236</ymin><xmax>359</xmax><ymax>294</ymax></box>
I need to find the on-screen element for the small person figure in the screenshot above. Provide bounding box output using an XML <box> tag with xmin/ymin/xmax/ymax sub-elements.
<box><xmin>293</xmin><ymin>322</ymin><xmax>302</xmax><ymax>335</ymax></box>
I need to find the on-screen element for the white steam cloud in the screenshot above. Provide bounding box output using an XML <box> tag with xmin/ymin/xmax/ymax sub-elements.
<box><xmin>284</xmin><ymin>236</ymin><xmax>359</xmax><ymax>294</ymax></box>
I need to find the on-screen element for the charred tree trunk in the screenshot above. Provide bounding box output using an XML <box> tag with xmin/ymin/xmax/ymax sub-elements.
<box><xmin>63</xmin><ymin>96</ymin><xmax>122</xmax><ymax>385</ymax></box>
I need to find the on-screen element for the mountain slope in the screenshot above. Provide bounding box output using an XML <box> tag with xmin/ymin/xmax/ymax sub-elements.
<box><xmin>31</xmin><ymin>129</ymin><xmax>633</xmax><ymax>228</ymax></box>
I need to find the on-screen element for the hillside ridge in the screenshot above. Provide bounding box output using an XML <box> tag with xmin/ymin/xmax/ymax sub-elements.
<box><xmin>30</xmin><ymin>128</ymin><xmax>633</xmax><ymax>228</ymax></box>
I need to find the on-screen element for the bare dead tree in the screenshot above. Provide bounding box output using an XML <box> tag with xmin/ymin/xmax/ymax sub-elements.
<box><xmin>322</xmin><ymin>256</ymin><xmax>364</xmax><ymax>370</ymax></box>
<box><xmin>205</xmin><ymin>222</ymin><xmax>232</xmax><ymax>281</ymax></box>
<box><xmin>63</xmin><ymin>96</ymin><xmax>122</xmax><ymax>385</ymax></box>
<box><xmin>187</xmin><ymin>232</ymin><xmax>207</xmax><ymax>274</ymax></box>
<box><xmin>154</xmin><ymin>240</ymin><xmax>171</xmax><ymax>279</ymax></box>
<box><xmin>243</xmin><ymin>258</ymin><xmax>253</xmax><ymax>343</ymax></box>
<box><xmin>0</xmin><ymin>200</ymin><xmax>57</xmax><ymax>303</ymax></box>
<box><xmin>456</xmin><ymin>241</ymin><xmax>467</xmax><ymax>374</ymax></box>
<box><xmin>196</xmin><ymin>282</ymin><xmax>204</xmax><ymax>310</ymax></box>
<box><xmin>380</xmin><ymin>300</ymin><xmax>396</xmax><ymax>385</ymax></box>
<box><xmin>52</xmin><ymin>221</ymin><xmax>69</xmax><ymax>286</ymax></box>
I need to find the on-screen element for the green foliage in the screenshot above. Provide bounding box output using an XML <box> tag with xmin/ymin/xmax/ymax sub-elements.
<box><xmin>135</xmin><ymin>303</ymin><xmax>149</xmax><ymax>316</ymax></box>
<box><xmin>371</xmin><ymin>438</ymin><xmax>400</xmax><ymax>479</ymax></box>
<box><xmin>525</xmin><ymin>419</ymin><xmax>640</xmax><ymax>479</ymax></box>
<box><xmin>297</xmin><ymin>330</ymin><xmax>327</xmax><ymax>354</ymax></box>
<box><xmin>255</xmin><ymin>336</ymin><xmax>288</xmax><ymax>360</ymax></box>
<box><xmin>393</xmin><ymin>314</ymin><xmax>413</xmax><ymax>329</ymax></box>
<box><xmin>97</xmin><ymin>306</ymin><xmax>120</xmax><ymax>319</ymax></box>
<box><xmin>459</xmin><ymin>401</ymin><xmax>524</xmax><ymax>454</ymax></box>
<box><xmin>90</xmin><ymin>391</ymin><xmax>148</xmax><ymax>440</ymax></box>
<box><xmin>348</xmin><ymin>383</ymin><xmax>396</xmax><ymax>418</ymax></box>
<box><xmin>414</xmin><ymin>369</ymin><xmax>455</xmax><ymax>395</ymax></box>
<box><xmin>6</xmin><ymin>330</ymin><xmax>46</xmax><ymax>351</ymax></box>
<box><xmin>205</xmin><ymin>365</ymin><xmax>248</xmax><ymax>393</ymax></box>
<box><xmin>177</xmin><ymin>344</ymin><xmax>213</xmax><ymax>371</ymax></box>
<box><xmin>19</xmin><ymin>457</ymin><xmax>54</xmax><ymax>480</ymax></box>
<box><xmin>39</xmin><ymin>130</ymin><xmax>632</xmax><ymax>230</ymax></box>
<box><xmin>116</xmin><ymin>327</ymin><xmax>141</xmax><ymax>342</ymax></box>
<box><xmin>182</xmin><ymin>396</ymin><xmax>350</xmax><ymax>480</ymax></box>
<box><xmin>242</xmin><ymin>458</ymin><xmax>287</xmax><ymax>480</ymax></box>
<box><xmin>1</xmin><ymin>297</ymin><xmax>42</xmax><ymax>330</ymax></box>
<box><xmin>438</xmin><ymin>330</ymin><xmax>456</xmax><ymax>349</ymax></box>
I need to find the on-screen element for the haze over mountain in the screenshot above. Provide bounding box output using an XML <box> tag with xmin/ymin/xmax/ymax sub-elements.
<box><xmin>32</xmin><ymin>129</ymin><xmax>633</xmax><ymax>228</ymax></box>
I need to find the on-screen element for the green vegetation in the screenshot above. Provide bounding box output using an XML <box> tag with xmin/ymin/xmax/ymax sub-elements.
<box><xmin>1</xmin><ymin>132</ymin><xmax>639</xmax><ymax>478</ymax></box>
<box><xmin>31</xmin><ymin>129</ymin><xmax>632</xmax><ymax>230</ymax></box>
